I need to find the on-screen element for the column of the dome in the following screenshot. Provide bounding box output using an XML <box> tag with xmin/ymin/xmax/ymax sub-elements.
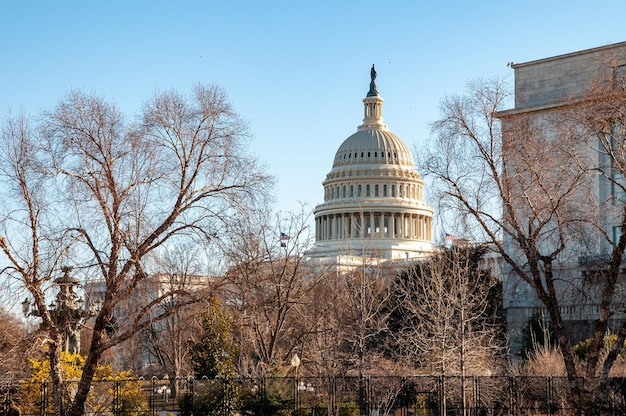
<box><xmin>338</xmin><ymin>214</ymin><xmax>343</xmax><ymax>240</ymax></box>
<box><xmin>349</xmin><ymin>213</ymin><xmax>354</xmax><ymax>238</ymax></box>
<box><xmin>359</xmin><ymin>212</ymin><xmax>364</xmax><ymax>238</ymax></box>
<box><xmin>339</xmin><ymin>212</ymin><xmax>346</xmax><ymax>240</ymax></box>
<box><xmin>416</xmin><ymin>215</ymin><xmax>422</xmax><ymax>240</ymax></box>
<box><xmin>372</xmin><ymin>211</ymin><xmax>380</xmax><ymax>238</ymax></box>
<box><xmin>324</xmin><ymin>216</ymin><xmax>329</xmax><ymax>240</ymax></box>
<box><xmin>427</xmin><ymin>216</ymin><xmax>432</xmax><ymax>241</ymax></box>
<box><xmin>338</xmin><ymin>214</ymin><xmax>342</xmax><ymax>239</ymax></box>
<box><xmin>315</xmin><ymin>217</ymin><xmax>319</xmax><ymax>241</ymax></box>
<box><xmin>382</xmin><ymin>212</ymin><xmax>387</xmax><ymax>238</ymax></box>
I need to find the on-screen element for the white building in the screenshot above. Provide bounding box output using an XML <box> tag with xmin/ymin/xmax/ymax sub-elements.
<box><xmin>309</xmin><ymin>66</ymin><xmax>434</xmax><ymax>265</ymax></box>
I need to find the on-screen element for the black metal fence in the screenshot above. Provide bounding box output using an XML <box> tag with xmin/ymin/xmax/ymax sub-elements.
<box><xmin>3</xmin><ymin>375</ymin><xmax>626</xmax><ymax>416</ymax></box>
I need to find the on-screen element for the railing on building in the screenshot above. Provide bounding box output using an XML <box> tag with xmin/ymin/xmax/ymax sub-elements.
<box><xmin>3</xmin><ymin>375</ymin><xmax>626</xmax><ymax>416</ymax></box>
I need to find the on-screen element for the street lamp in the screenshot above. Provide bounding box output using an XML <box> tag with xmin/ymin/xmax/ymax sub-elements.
<box><xmin>291</xmin><ymin>354</ymin><xmax>301</xmax><ymax>412</ymax></box>
<box><xmin>22</xmin><ymin>266</ymin><xmax>94</xmax><ymax>353</ymax></box>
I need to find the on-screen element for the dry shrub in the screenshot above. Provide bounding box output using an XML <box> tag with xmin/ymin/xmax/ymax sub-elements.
<box><xmin>515</xmin><ymin>344</ymin><xmax>567</xmax><ymax>377</ymax></box>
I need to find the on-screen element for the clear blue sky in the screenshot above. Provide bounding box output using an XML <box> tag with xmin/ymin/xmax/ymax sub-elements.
<box><xmin>2</xmin><ymin>1</ymin><xmax>626</xmax><ymax>220</ymax></box>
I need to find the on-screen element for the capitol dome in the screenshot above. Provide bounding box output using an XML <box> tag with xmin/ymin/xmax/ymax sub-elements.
<box><xmin>310</xmin><ymin>66</ymin><xmax>434</xmax><ymax>262</ymax></box>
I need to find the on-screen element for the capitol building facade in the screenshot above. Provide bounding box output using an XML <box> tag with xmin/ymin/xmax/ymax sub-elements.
<box><xmin>309</xmin><ymin>67</ymin><xmax>434</xmax><ymax>263</ymax></box>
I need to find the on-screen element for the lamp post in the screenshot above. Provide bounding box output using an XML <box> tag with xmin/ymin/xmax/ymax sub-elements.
<box><xmin>291</xmin><ymin>354</ymin><xmax>301</xmax><ymax>413</ymax></box>
<box><xmin>22</xmin><ymin>266</ymin><xmax>93</xmax><ymax>353</ymax></box>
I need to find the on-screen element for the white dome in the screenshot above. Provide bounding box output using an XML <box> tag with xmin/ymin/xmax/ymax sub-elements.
<box><xmin>332</xmin><ymin>128</ymin><xmax>415</xmax><ymax>170</ymax></box>
<box><xmin>310</xmin><ymin>67</ymin><xmax>434</xmax><ymax>262</ymax></box>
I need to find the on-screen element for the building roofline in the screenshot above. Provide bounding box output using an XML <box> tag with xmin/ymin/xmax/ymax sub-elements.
<box><xmin>511</xmin><ymin>41</ymin><xmax>626</xmax><ymax>69</ymax></box>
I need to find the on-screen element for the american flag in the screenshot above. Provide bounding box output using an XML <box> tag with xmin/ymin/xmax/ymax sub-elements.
<box><xmin>280</xmin><ymin>232</ymin><xmax>290</xmax><ymax>241</ymax></box>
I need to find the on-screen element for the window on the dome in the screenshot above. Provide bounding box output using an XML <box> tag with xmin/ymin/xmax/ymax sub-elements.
<box><xmin>374</xmin><ymin>152</ymin><xmax>378</xmax><ymax>157</ymax></box>
<box><xmin>391</xmin><ymin>185</ymin><xmax>395</xmax><ymax>197</ymax></box>
<box><xmin>366</xmin><ymin>185</ymin><xmax>370</xmax><ymax>196</ymax></box>
<box><xmin>350</xmin><ymin>185</ymin><xmax>354</xmax><ymax>197</ymax></box>
<box><xmin>361</xmin><ymin>152</ymin><xmax>364</xmax><ymax>157</ymax></box>
<box><xmin>375</xmin><ymin>185</ymin><xmax>379</xmax><ymax>197</ymax></box>
<box><xmin>383</xmin><ymin>185</ymin><xmax>387</xmax><ymax>197</ymax></box>
<box><xmin>343</xmin><ymin>186</ymin><xmax>346</xmax><ymax>198</ymax></box>
<box><xmin>368</xmin><ymin>152</ymin><xmax>371</xmax><ymax>157</ymax></box>
<box><xmin>358</xmin><ymin>185</ymin><xmax>362</xmax><ymax>196</ymax></box>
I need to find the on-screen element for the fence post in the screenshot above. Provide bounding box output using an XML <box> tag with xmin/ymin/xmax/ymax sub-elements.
<box><xmin>40</xmin><ymin>381</ymin><xmax>46</xmax><ymax>416</ymax></box>
<box><xmin>546</xmin><ymin>377</ymin><xmax>552</xmax><ymax>416</ymax></box>
<box><xmin>473</xmin><ymin>376</ymin><xmax>479</xmax><ymax>414</ymax></box>
<box><xmin>151</xmin><ymin>377</ymin><xmax>157</xmax><ymax>416</ymax></box>
<box><xmin>509</xmin><ymin>376</ymin><xmax>516</xmax><ymax>416</ymax></box>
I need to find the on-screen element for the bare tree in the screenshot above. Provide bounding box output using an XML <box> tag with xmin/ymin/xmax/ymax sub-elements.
<box><xmin>387</xmin><ymin>246</ymin><xmax>503</xmax><ymax>377</ymax></box>
<box><xmin>0</xmin><ymin>84</ymin><xmax>271</xmax><ymax>416</ymax></box>
<box><xmin>0</xmin><ymin>307</ymin><xmax>35</xmax><ymax>380</ymax></box>
<box><xmin>130</xmin><ymin>243</ymin><xmax>208</xmax><ymax>382</ymax></box>
<box><xmin>425</xmin><ymin>76</ymin><xmax>625</xmax><ymax>412</ymax></box>
<box><xmin>220</xmin><ymin>206</ymin><xmax>327</xmax><ymax>376</ymax></box>
<box><xmin>334</xmin><ymin>257</ymin><xmax>394</xmax><ymax>377</ymax></box>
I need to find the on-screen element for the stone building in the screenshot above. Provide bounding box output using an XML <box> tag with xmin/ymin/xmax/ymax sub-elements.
<box><xmin>308</xmin><ymin>66</ymin><xmax>434</xmax><ymax>265</ymax></box>
<box><xmin>497</xmin><ymin>42</ymin><xmax>626</xmax><ymax>352</ymax></box>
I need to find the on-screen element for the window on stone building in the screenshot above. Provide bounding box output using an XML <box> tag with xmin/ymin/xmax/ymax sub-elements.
<box><xmin>375</xmin><ymin>185</ymin><xmax>379</xmax><ymax>197</ymax></box>
<box><xmin>366</xmin><ymin>184</ymin><xmax>370</xmax><ymax>196</ymax></box>
<box><xmin>350</xmin><ymin>185</ymin><xmax>354</xmax><ymax>197</ymax></box>
<box><xmin>613</xmin><ymin>226</ymin><xmax>622</xmax><ymax>244</ymax></box>
<box><xmin>610</xmin><ymin>122</ymin><xmax>626</xmax><ymax>203</ymax></box>
<box><xmin>614</xmin><ymin>65</ymin><xmax>626</xmax><ymax>90</ymax></box>
<box><xmin>358</xmin><ymin>185</ymin><xmax>362</xmax><ymax>196</ymax></box>
<box><xmin>383</xmin><ymin>185</ymin><xmax>387</xmax><ymax>196</ymax></box>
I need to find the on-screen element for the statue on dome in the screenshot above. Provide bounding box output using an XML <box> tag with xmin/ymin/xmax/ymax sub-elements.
<box><xmin>367</xmin><ymin>64</ymin><xmax>379</xmax><ymax>97</ymax></box>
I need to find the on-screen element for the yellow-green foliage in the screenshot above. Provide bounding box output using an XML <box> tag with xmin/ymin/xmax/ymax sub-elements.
<box><xmin>21</xmin><ymin>352</ymin><xmax>148</xmax><ymax>416</ymax></box>
<box><xmin>573</xmin><ymin>334</ymin><xmax>625</xmax><ymax>360</ymax></box>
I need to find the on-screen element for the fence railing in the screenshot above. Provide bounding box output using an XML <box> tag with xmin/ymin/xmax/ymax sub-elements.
<box><xmin>3</xmin><ymin>375</ymin><xmax>626</xmax><ymax>416</ymax></box>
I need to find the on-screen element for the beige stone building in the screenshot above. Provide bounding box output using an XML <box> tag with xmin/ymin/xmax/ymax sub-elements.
<box><xmin>497</xmin><ymin>42</ymin><xmax>626</xmax><ymax>352</ymax></box>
